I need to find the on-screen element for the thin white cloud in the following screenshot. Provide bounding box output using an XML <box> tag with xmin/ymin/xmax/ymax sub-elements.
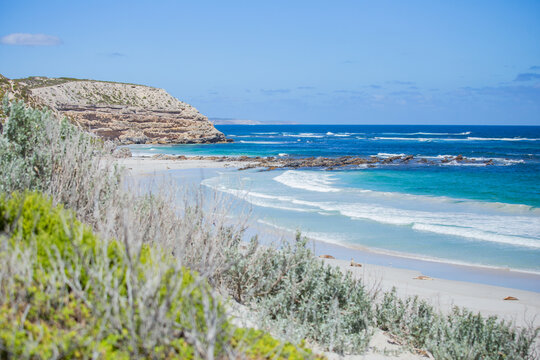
<box><xmin>0</xmin><ymin>33</ymin><xmax>62</xmax><ymax>46</ymax></box>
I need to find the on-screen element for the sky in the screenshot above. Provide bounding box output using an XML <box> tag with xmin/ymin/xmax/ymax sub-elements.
<box><xmin>1</xmin><ymin>0</ymin><xmax>539</xmax><ymax>125</ymax></box>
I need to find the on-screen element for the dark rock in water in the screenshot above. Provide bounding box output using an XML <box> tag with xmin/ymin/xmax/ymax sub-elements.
<box><xmin>441</xmin><ymin>157</ymin><xmax>452</xmax><ymax>163</ymax></box>
<box><xmin>144</xmin><ymin>153</ymin><xmax>500</xmax><ymax>172</ymax></box>
<box><xmin>383</xmin><ymin>155</ymin><xmax>402</xmax><ymax>164</ymax></box>
<box><xmin>368</xmin><ymin>156</ymin><xmax>379</xmax><ymax>164</ymax></box>
<box><xmin>402</xmin><ymin>155</ymin><xmax>414</xmax><ymax>163</ymax></box>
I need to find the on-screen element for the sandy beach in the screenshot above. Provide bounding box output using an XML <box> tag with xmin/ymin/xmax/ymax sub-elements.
<box><xmin>118</xmin><ymin>156</ymin><xmax>256</xmax><ymax>176</ymax></box>
<box><xmin>119</xmin><ymin>156</ymin><xmax>540</xmax><ymax>332</ymax></box>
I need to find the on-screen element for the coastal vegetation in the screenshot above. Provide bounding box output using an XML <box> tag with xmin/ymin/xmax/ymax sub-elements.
<box><xmin>0</xmin><ymin>98</ymin><xmax>538</xmax><ymax>359</ymax></box>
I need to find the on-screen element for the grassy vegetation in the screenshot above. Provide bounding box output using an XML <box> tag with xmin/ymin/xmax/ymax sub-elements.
<box><xmin>0</xmin><ymin>192</ymin><xmax>320</xmax><ymax>359</ymax></box>
<box><xmin>0</xmin><ymin>98</ymin><xmax>538</xmax><ymax>359</ymax></box>
<box><xmin>13</xmin><ymin>76</ymin><xmax>143</xmax><ymax>89</ymax></box>
<box><xmin>222</xmin><ymin>234</ymin><xmax>373</xmax><ymax>353</ymax></box>
<box><xmin>0</xmin><ymin>192</ymin><xmax>203</xmax><ymax>358</ymax></box>
<box><xmin>376</xmin><ymin>289</ymin><xmax>538</xmax><ymax>359</ymax></box>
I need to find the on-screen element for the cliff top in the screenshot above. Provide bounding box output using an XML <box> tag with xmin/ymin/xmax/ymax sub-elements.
<box><xmin>25</xmin><ymin>77</ymin><xmax>193</xmax><ymax>112</ymax></box>
<box><xmin>1</xmin><ymin>74</ymin><xmax>192</xmax><ymax>111</ymax></box>
<box><xmin>12</xmin><ymin>76</ymin><xmax>141</xmax><ymax>89</ymax></box>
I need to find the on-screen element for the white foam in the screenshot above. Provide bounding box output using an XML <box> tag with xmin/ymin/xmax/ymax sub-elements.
<box><xmin>441</xmin><ymin>160</ymin><xmax>486</xmax><ymax>167</ymax></box>
<box><xmin>466</xmin><ymin>137</ymin><xmax>539</xmax><ymax>142</ymax></box>
<box><xmin>349</xmin><ymin>188</ymin><xmax>539</xmax><ymax>214</ymax></box>
<box><xmin>381</xmin><ymin>132</ymin><xmax>471</xmax><ymax>136</ymax></box>
<box><xmin>202</xmin><ymin>182</ymin><xmax>313</xmax><ymax>213</ymax></box>
<box><xmin>203</xmin><ymin>172</ymin><xmax>540</xmax><ymax>250</ymax></box>
<box><xmin>502</xmin><ymin>159</ymin><xmax>525</xmax><ymax>165</ymax></box>
<box><xmin>258</xmin><ymin>196</ymin><xmax>540</xmax><ymax>249</ymax></box>
<box><xmin>256</xmin><ymin>219</ymin><xmax>540</xmax><ymax>274</ymax></box>
<box><xmin>412</xmin><ymin>223</ymin><xmax>540</xmax><ymax>249</ymax></box>
<box><xmin>373</xmin><ymin>136</ymin><xmax>539</xmax><ymax>142</ymax></box>
<box><xmin>239</xmin><ymin>140</ymin><xmax>288</xmax><ymax>144</ymax></box>
<box><xmin>377</xmin><ymin>153</ymin><xmax>407</xmax><ymax>158</ymax></box>
<box><xmin>283</xmin><ymin>133</ymin><xmax>324</xmax><ymax>138</ymax></box>
<box><xmin>334</xmin><ymin>204</ymin><xmax>540</xmax><ymax>248</ymax></box>
<box><xmin>273</xmin><ymin>170</ymin><xmax>341</xmax><ymax>192</ymax></box>
<box><xmin>373</xmin><ymin>137</ymin><xmax>433</xmax><ymax>142</ymax></box>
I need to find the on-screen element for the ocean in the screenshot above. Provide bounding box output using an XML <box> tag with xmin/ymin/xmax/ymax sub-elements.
<box><xmin>129</xmin><ymin>125</ymin><xmax>540</xmax><ymax>280</ymax></box>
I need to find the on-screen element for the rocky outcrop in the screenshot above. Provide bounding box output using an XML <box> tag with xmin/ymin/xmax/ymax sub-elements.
<box><xmin>23</xmin><ymin>78</ymin><xmax>229</xmax><ymax>144</ymax></box>
<box><xmin>149</xmin><ymin>153</ymin><xmax>499</xmax><ymax>171</ymax></box>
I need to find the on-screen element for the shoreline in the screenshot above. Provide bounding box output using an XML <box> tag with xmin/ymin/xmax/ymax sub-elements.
<box><xmin>119</xmin><ymin>156</ymin><xmax>540</xmax><ymax>278</ymax></box>
<box><xmin>255</xmin><ymin>217</ymin><xmax>540</xmax><ymax>278</ymax></box>
<box><xmin>120</xmin><ymin>156</ymin><xmax>540</xmax><ymax>279</ymax></box>
<box><xmin>118</xmin><ymin>156</ymin><xmax>540</xmax><ymax>327</ymax></box>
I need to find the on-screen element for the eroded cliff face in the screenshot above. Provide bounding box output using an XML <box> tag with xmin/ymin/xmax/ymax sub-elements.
<box><xmin>25</xmin><ymin>78</ymin><xmax>229</xmax><ymax>144</ymax></box>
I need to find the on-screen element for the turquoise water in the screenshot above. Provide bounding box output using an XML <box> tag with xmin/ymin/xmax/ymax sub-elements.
<box><xmin>129</xmin><ymin>125</ymin><xmax>540</xmax><ymax>274</ymax></box>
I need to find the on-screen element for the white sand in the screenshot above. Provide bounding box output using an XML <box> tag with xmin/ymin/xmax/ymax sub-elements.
<box><xmin>118</xmin><ymin>157</ymin><xmax>253</xmax><ymax>176</ymax></box>
<box><xmin>119</xmin><ymin>156</ymin><xmax>540</xmax><ymax>358</ymax></box>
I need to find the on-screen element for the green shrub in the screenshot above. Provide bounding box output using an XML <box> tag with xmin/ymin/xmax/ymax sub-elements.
<box><xmin>0</xmin><ymin>191</ymin><xmax>322</xmax><ymax>359</ymax></box>
<box><xmin>223</xmin><ymin>234</ymin><xmax>373</xmax><ymax>354</ymax></box>
<box><xmin>233</xmin><ymin>328</ymin><xmax>323</xmax><ymax>360</ymax></box>
<box><xmin>0</xmin><ymin>192</ymin><xmax>226</xmax><ymax>358</ymax></box>
<box><xmin>0</xmin><ymin>98</ymin><xmax>51</xmax><ymax>192</ymax></box>
<box><xmin>376</xmin><ymin>289</ymin><xmax>539</xmax><ymax>359</ymax></box>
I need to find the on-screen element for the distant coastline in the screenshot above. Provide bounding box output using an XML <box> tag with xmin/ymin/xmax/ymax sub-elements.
<box><xmin>210</xmin><ymin>117</ymin><xmax>298</xmax><ymax>125</ymax></box>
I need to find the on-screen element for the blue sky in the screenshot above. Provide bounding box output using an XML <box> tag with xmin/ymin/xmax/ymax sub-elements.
<box><xmin>1</xmin><ymin>0</ymin><xmax>539</xmax><ymax>124</ymax></box>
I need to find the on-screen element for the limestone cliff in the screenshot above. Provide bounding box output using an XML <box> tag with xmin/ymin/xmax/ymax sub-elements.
<box><xmin>1</xmin><ymin>75</ymin><xmax>229</xmax><ymax>144</ymax></box>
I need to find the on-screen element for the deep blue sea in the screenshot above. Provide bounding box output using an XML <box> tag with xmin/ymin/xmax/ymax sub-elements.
<box><xmin>129</xmin><ymin>125</ymin><xmax>540</xmax><ymax>275</ymax></box>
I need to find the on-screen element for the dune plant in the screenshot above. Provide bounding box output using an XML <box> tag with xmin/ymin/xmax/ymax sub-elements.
<box><xmin>0</xmin><ymin>192</ymin><xmax>232</xmax><ymax>358</ymax></box>
<box><xmin>376</xmin><ymin>288</ymin><xmax>539</xmax><ymax>359</ymax></box>
<box><xmin>222</xmin><ymin>234</ymin><xmax>373</xmax><ymax>354</ymax></box>
<box><xmin>0</xmin><ymin>192</ymin><xmax>321</xmax><ymax>359</ymax></box>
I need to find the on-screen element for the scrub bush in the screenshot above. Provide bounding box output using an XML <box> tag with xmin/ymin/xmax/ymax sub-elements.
<box><xmin>0</xmin><ymin>192</ymin><xmax>321</xmax><ymax>359</ymax></box>
<box><xmin>222</xmin><ymin>234</ymin><xmax>373</xmax><ymax>354</ymax></box>
<box><xmin>0</xmin><ymin>192</ymin><xmax>228</xmax><ymax>358</ymax></box>
<box><xmin>376</xmin><ymin>289</ymin><xmax>539</xmax><ymax>359</ymax></box>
